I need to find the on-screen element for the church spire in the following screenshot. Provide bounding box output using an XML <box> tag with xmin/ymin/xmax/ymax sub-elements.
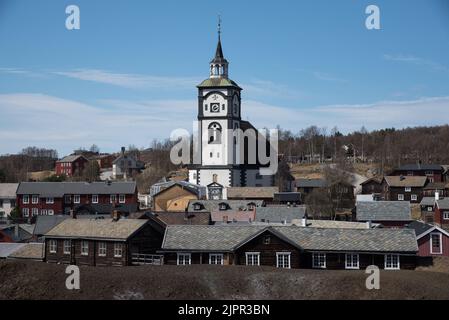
<box><xmin>210</xmin><ymin>16</ymin><xmax>228</xmax><ymax>79</ymax></box>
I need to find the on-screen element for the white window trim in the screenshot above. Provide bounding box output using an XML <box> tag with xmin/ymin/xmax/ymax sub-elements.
<box><xmin>114</xmin><ymin>243</ymin><xmax>123</xmax><ymax>258</ymax></box>
<box><xmin>245</xmin><ymin>252</ymin><xmax>260</xmax><ymax>266</ymax></box>
<box><xmin>384</xmin><ymin>254</ymin><xmax>400</xmax><ymax>270</ymax></box>
<box><xmin>49</xmin><ymin>240</ymin><xmax>57</xmax><ymax>253</ymax></box>
<box><xmin>23</xmin><ymin>195</ymin><xmax>29</xmax><ymax>204</ymax></box>
<box><xmin>411</xmin><ymin>194</ymin><xmax>418</xmax><ymax>201</ymax></box>
<box><xmin>443</xmin><ymin>212</ymin><xmax>449</xmax><ymax>220</ymax></box>
<box><xmin>46</xmin><ymin>197</ymin><xmax>54</xmax><ymax>204</ymax></box>
<box><xmin>22</xmin><ymin>208</ymin><xmax>29</xmax><ymax>217</ymax></box>
<box><xmin>98</xmin><ymin>242</ymin><xmax>107</xmax><ymax>257</ymax></box>
<box><xmin>430</xmin><ymin>232</ymin><xmax>443</xmax><ymax>255</ymax></box>
<box><xmin>405</xmin><ymin>187</ymin><xmax>411</xmax><ymax>192</ymax></box>
<box><xmin>276</xmin><ymin>252</ymin><xmax>291</xmax><ymax>269</ymax></box>
<box><xmin>32</xmin><ymin>195</ymin><xmax>39</xmax><ymax>204</ymax></box>
<box><xmin>81</xmin><ymin>241</ymin><xmax>89</xmax><ymax>256</ymax></box>
<box><xmin>32</xmin><ymin>208</ymin><xmax>39</xmax><ymax>216</ymax></box>
<box><xmin>92</xmin><ymin>194</ymin><xmax>99</xmax><ymax>204</ymax></box>
<box><xmin>398</xmin><ymin>194</ymin><xmax>404</xmax><ymax>201</ymax></box>
<box><xmin>110</xmin><ymin>195</ymin><xmax>117</xmax><ymax>204</ymax></box>
<box><xmin>312</xmin><ymin>252</ymin><xmax>327</xmax><ymax>269</ymax></box>
<box><xmin>209</xmin><ymin>253</ymin><xmax>224</xmax><ymax>265</ymax></box>
<box><xmin>345</xmin><ymin>253</ymin><xmax>360</xmax><ymax>270</ymax></box>
<box><xmin>63</xmin><ymin>240</ymin><xmax>71</xmax><ymax>255</ymax></box>
<box><xmin>177</xmin><ymin>253</ymin><xmax>191</xmax><ymax>265</ymax></box>
<box><xmin>74</xmin><ymin>195</ymin><xmax>81</xmax><ymax>204</ymax></box>
<box><xmin>119</xmin><ymin>194</ymin><xmax>126</xmax><ymax>204</ymax></box>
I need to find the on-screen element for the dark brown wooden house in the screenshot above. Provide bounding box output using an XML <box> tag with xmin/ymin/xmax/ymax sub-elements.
<box><xmin>360</xmin><ymin>177</ymin><xmax>383</xmax><ymax>196</ymax></box>
<box><xmin>382</xmin><ymin>176</ymin><xmax>428</xmax><ymax>204</ymax></box>
<box><xmin>44</xmin><ymin>216</ymin><xmax>164</xmax><ymax>266</ymax></box>
<box><xmin>160</xmin><ymin>225</ymin><xmax>418</xmax><ymax>270</ymax></box>
<box><xmin>390</xmin><ymin>164</ymin><xmax>444</xmax><ymax>183</ymax></box>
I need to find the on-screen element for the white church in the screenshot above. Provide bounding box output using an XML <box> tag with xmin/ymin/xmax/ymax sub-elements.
<box><xmin>188</xmin><ymin>26</ymin><xmax>276</xmax><ymax>199</ymax></box>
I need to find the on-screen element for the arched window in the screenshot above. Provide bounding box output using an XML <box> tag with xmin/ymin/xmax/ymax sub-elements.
<box><xmin>208</xmin><ymin>122</ymin><xmax>222</xmax><ymax>144</ymax></box>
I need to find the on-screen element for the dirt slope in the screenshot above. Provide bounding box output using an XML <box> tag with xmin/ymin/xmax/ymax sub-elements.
<box><xmin>1</xmin><ymin>260</ymin><xmax>449</xmax><ymax>300</ymax></box>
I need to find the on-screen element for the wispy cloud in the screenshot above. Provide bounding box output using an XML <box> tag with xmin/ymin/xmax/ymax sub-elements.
<box><xmin>243</xmin><ymin>79</ymin><xmax>305</xmax><ymax>100</ymax></box>
<box><xmin>383</xmin><ymin>54</ymin><xmax>449</xmax><ymax>74</ymax></box>
<box><xmin>312</xmin><ymin>71</ymin><xmax>347</xmax><ymax>83</ymax></box>
<box><xmin>52</xmin><ymin>69</ymin><xmax>201</xmax><ymax>89</ymax></box>
<box><xmin>1</xmin><ymin>93</ymin><xmax>449</xmax><ymax>155</ymax></box>
<box><xmin>0</xmin><ymin>67</ymin><xmax>48</xmax><ymax>78</ymax></box>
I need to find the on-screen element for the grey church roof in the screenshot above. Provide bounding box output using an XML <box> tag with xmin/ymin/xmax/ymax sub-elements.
<box><xmin>255</xmin><ymin>206</ymin><xmax>306</xmax><ymax>223</ymax></box>
<box><xmin>356</xmin><ymin>201</ymin><xmax>412</xmax><ymax>221</ymax></box>
<box><xmin>17</xmin><ymin>181</ymin><xmax>136</xmax><ymax>197</ymax></box>
<box><xmin>161</xmin><ymin>225</ymin><xmax>418</xmax><ymax>253</ymax></box>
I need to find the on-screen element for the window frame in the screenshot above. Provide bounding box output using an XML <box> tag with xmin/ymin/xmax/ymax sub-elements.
<box><xmin>23</xmin><ymin>195</ymin><xmax>29</xmax><ymax>204</ymax></box>
<box><xmin>312</xmin><ymin>252</ymin><xmax>327</xmax><ymax>269</ymax></box>
<box><xmin>384</xmin><ymin>254</ymin><xmax>400</xmax><ymax>270</ymax></box>
<box><xmin>46</xmin><ymin>197</ymin><xmax>54</xmax><ymax>204</ymax></box>
<box><xmin>345</xmin><ymin>253</ymin><xmax>360</xmax><ymax>270</ymax></box>
<box><xmin>81</xmin><ymin>240</ymin><xmax>89</xmax><ymax>256</ymax></box>
<box><xmin>32</xmin><ymin>195</ymin><xmax>39</xmax><ymax>204</ymax></box>
<box><xmin>74</xmin><ymin>195</ymin><xmax>81</xmax><ymax>204</ymax></box>
<box><xmin>119</xmin><ymin>194</ymin><xmax>126</xmax><ymax>204</ymax></box>
<box><xmin>110</xmin><ymin>194</ymin><xmax>117</xmax><ymax>204</ymax></box>
<box><xmin>405</xmin><ymin>187</ymin><xmax>411</xmax><ymax>193</ymax></box>
<box><xmin>398</xmin><ymin>194</ymin><xmax>405</xmax><ymax>201</ymax></box>
<box><xmin>276</xmin><ymin>252</ymin><xmax>291</xmax><ymax>269</ymax></box>
<box><xmin>209</xmin><ymin>253</ymin><xmax>224</xmax><ymax>265</ymax></box>
<box><xmin>114</xmin><ymin>243</ymin><xmax>123</xmax><ymax>258</ymax></box>
<box><xmin>411</xmin><ymin>194</ymin><xmax>418</xmax><ymax>201</ymax></box>
<box><xmin>63</xmin><ymin>240</ymin><xmax>71</xmax><ymax>255</ymax></box>
<box><xmin>49</xmin><ymin>240</ymin><xmax>57</xmax><ymax>253</ymax></box>
<box><xmin>98</xmin><ymin>242</ymin><xmax>107</xmax><ymax>257</ymax></box>
<box><xmin>245</xmin><ymin>252</ymin><xmax>260</xmax><ymax>266</ymax></box>
<box><xmin>430</xmin><ymin>232</ymin><xmax>443</xmax><ymax>255</ymax></box>
<box><xmin>32</xmin><ymin>208</ymin><xmax>39</xmax><ymax>216</ymax></box>
<box><xmin>92</xmin><ymin>194</ymin><xmax>99</xmax><ymax>204</ymax></box>
<box><xmin>22</xmin><ymin>208</ymin><xmax>29</xmax><ymax>217</ymax></box>
<box><xmin>443</xmin><ymin>212</ymin><xmax>449</xmax><ymax>220</ymax></box>
<box><xmin>177</xmin><ymin>253</ymin><xmax>191</xmax><ymax>265</ymax></box>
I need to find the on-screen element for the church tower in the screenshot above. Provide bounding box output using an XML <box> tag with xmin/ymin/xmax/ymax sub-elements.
<box><xmin>188</xmin><ymin>20</ymin><xmax>274</xmax><ymax>199</ymax></box>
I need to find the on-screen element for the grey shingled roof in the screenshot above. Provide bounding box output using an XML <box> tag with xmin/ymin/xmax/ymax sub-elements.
<box><xmin>356</xmin><ymin>201</ymin><xmax>411</xmax><ymax>221</ymax></box>
<box><xmin>295</xmin><ymin>179</ymin><xmax>328</xmax><ymax>188</ymax></box>
<box><xmin>17</xmin><ymin>181</ymin><xmax>136</xmax><ymax>197</ymax></box>
<box><xmin>437</xmin><ymin>198</ymin><xmax>449</xmax><ymax>210</ymax></box>
<box><xmin>187</xmin><ymin>200</ymin><xmax>263</xmax><ymax>212</ymax></box>
<box><xmin>397</xmin><ymin>164</ymin><xmax>443</xmax><ymax>171</ymax></box>
<box><xmin>384</xmin><ymin>176</ymin><xmax>427</xmax><ymax>187</ymax></box>
<box><xmin>420</xmin><ymin>197</ymin><xmax>436</xmax><ymax>207</ymax></box>
<box><xmin>0</xmin><ymin>183</ymin><xmax>18</xmax><ymax>199</ymax></box>
<box><xmin>161</xmin><ymin>225</ymin><xmax>418</xmax><ymax>253</ymax></box>
<box><xmin>45</xmin><ymin>218</ymin><xmax>148</xmax><ymax>240</ymax></box>
<box><xmin>407</xmin><ymin>221</ymin><xmax>434</xmax><ymax>237</ymax></box>
<box><xmin>33</xmin><ymin>214</ymin><xmax>110</xmax><ymax>236</ymax></box>
<box><xmin>56</xmin><ymin>155</ymin><xmax>87</xmax><ymax>163</ymax></box>
<box><xmin>227</xmin><ymin>187</ymin><xmax>279</xmax><ymax>199</ymax></box>
<box><xmin>255</xmin><ymin>206</ymin><xmax>306</xmax><ymax>223</ymax></box>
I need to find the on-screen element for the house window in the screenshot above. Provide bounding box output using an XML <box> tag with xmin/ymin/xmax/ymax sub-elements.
<box><xmin>81</xmin><ymin>241</ymin><xmax>89</xmax><ymax>256</ymax></box>
<box><xmin>46</xmin><ymin>197</ymin><xmax>54</xmax><ymax>204</ymax></box>
<box><xmin>22</xmin><ymin>208</ymin><xmax>29</xmax><ymax>217</ymax></box>
<box><xmin>98</xmin><ymin>242</ymin><xmax>107</xmax><ymax>257</ymax></box>
<box><xmin>65</xmin><ymin>195</ymin><xmax>71</xmax><ymax>203</ymax></box>
<box><xmin>245</xmin><ymin>252</ymin><xmax>260</xmax><ymax>266</ymax></box>
<box><xmin>425</xmin><ymin>171</ymin><xmax>433</xmax><ymax>176</ymax></box>
<box><xmin>411</xmin><ymin>194</ymin><xmax>418</xmax><ymax>201</ymax></box>
<box><xmin>49</xmin><ymin>240</ymin><xmax>57</xmax><ymax>253</ymax></box>
<box><xmin>63</xmin><ymin>240</ymin><xmax>71</xmax><ymax>255</ymax></box>
<box><xmin>119</xmin><ymin>194</ymin><xmax>126</xmax><ymax>203</ymax></box>
<box><xmin>209</xmin><ymin>253</ymin><xmax>223</xmax><ymax>265</ymax></box>
<box><xmin>398</xmin><ymin>194</ymin><xmax>404</xmax><ymax>201</ymax></box>
<box><xmin>430</xmin><ymin>233</ymin><xmax>442</xmax><ymax>254</ymax></box>
<box><xmin>405</xmin><ymin>187</ymin><xmax>411</xmax><ymax>192</ymax></box>
<box><xmin>114</xmin><ymin>243</ymin><xmax>123</xmax><ymax>257</ymax></box>
<box><xmin>32</xmin><ymin>208</ymin><xmax>39</xmax><ymax>216</ymax></box>
<box><xmin>384</xmin><ymin>254</ymin><xmax>400</xmax><ymax>270</ymax></box>
<box><xmin>427</xmin><ymin>206</ymin><xmax>433</xmax><ymax>212</ymax></box>
<box><xmin>177</xmin><ymin>253</ymin><xmax>191</xmax><ymax>265</ymax></box>
<box><xmin>219</xmin><ymin>203</ymin><xmax>228</xmax><ymax>211</ymax></box>
<box><xmin>312</xmin><ymin>253</ymin><xmax>326</xmax><ymax>269</ymax></box>
<box><xmin>276</xmin><ymin>253</ymin><xmax>291</xmax><ymax>269</ymax></box>
<box><xmin>92</xmin><ymin>195</ymin><xmax>99</xmax><ymax>204</ymax></box>
<box><xmin>443</xmin><ymin>212</ymin><xmax>449</xmax><ymax>220</ymax></box>
<box><xmin>110</xmin><ymin>195</ymin><xmax>117</xmax><ymax>204</ymax></box>
<box><xmin>345</xmin><ymin>254</ymin><xmax>360</xmax><ymax>269</ymax></box>
<box><xmin>23</xmin><ymin>195</ymin><xmax>29</xmax><ymax>204</ymax></box>
<box><xmin>74</xmin><ymin>195</ymin><xmax>80</xmax><ymax>204</ymax></box>
<box><xmin>193</xmin><ymin>203</ymin><xmax>202</xmax><ymax>211</ymax></box>
<box><xmin>41</xmin><ymin>209</ymin><xmax>48</xmax><ymax>216</ymax></box>
<box><xmin>263</xmin><ymin>235</ymin><xmax>271</xmax><ymax>245</ymax></box>
<box><xmin>32</xmin><ymin>195</ymin><xmax>39</xmax><ymax>204</ymax></box>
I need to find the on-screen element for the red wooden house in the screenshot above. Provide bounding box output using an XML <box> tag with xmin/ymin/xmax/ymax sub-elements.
<box><xmin>55</xmin><ymin>155</ymin><xmax>88</xmax><ymax>177</ymax></box>
<box><xmin>435</xmin><ymin>198</ymin><xmax>449</xmax><ymax>230</ymax></box>
<box><xmin>409</xmin><ymin>221</ymin><xmax>449</xmax><ymax>257</ymax></box>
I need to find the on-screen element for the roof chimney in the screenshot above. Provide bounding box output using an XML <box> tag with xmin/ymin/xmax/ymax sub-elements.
<box><xmin>301</xmin><ymin>215</ymin><xmax>308</xmax><ymax>227</ymax></box>
<box><xmin>366</xmin><ymin>220</ymin><xmax>372</xmax><ymax>229</ymax></box>
<box><xmin>435</xmin><ymin>191</ymin><xmax>440</xmax><ymax>201</ymax></box>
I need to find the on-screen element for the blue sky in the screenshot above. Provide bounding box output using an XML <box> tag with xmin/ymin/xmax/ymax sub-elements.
<box><xmin>0</xmin><ymin>0</ymin><xmax>449</xmax><ymax>156</ymax></box>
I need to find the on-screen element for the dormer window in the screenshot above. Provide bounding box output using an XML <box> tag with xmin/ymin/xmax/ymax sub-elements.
<box><xmin>219</xmin><ymin>203</ymin><xmax>228</xmax><ymax>211</ymax></box>
<box><xmin>193</xmin><ymin>203</ymin><xmax>202</xmax><ymax>211</ymax></box>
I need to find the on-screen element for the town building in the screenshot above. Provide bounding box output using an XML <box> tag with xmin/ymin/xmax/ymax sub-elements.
<box><xmin>354</xmin><ymin>201</ymin><xmax>412</xmax><ymax>227</ymax></box>
<box><xmin>55</xmin><ymin>155</ymin><xmax>89</xmax><ymax>177</ymax></box>
<box><xmin>408</xmin><ymin>221</ymin><xmax>449</xmax><ymax>257</ymax></box>
<box><xmin>112</xmin><ymin>147</ymin><xmax>145</xmax><ymax>179</ymax></box>
<box><xmin>420</xmin><ymin>196</ymin><xmax>437</xmax><ymax>223</ymax></box>
<box><xmin>272</xmin><ymin>192</ymin><xmax>302</xmax><ymax>206</ymax></box>
<box><xmin>0</xmin><ymin>183</ymin><xmax>18</xmax><ymax>219</ymax></box>
<box><xmin>360</xmin><ymin>177</ymin><xmax>383</xmax><ymax>198</ymax></box>
<box><xmin>160</xmin><ymin>225</ymin><xmax>417</xmax><ymax>270</ymax></box>
<box><xmin>435</xmin><ymin>198</ymin><xmax>449</xmax><ymax>230</ymax></box>
<box><xmin>390</xmin><ymin>164</ymin><xmax>444</xmax><ymax>183</ymax></box>
<box><xmin>382</xmin><ymin>176</ymin><xmax>428</xmax><ymax>203</ymax></box>
<box><xmin>211</xmin><ymin>209</ymin><xmax>256</xmax><ymax>225</ymax></box>
<box><xmin>16</xmin><ymin>181</ymin><xmax>138</xmax><ymax>218</ymax></box>
<box><xmin>151</xmin><ymin>181</ymin><xmax>206</xmax><ymax>212</ymax></box>
<box><xmin>44</xmin><ymin>216</ymin><xmax>164</xmax><ymax>266</ymax></box>
<box><xmin>187</xmin><ymin>26</ymin><xmax>275</xmax><ymax>199</ymax></box>
<box><xmin>226</xmin><ymin>187</ymin><xmax>278</xmax><ymax>202</ymax></box>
